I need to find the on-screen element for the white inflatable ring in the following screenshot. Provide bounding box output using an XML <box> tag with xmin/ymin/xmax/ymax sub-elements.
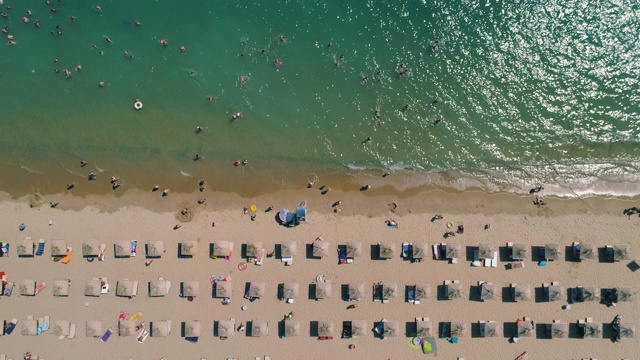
<box><xmin>134</xmin><ymin>101</ymin><xmax>143</xmax><ymax>110</ymax></box>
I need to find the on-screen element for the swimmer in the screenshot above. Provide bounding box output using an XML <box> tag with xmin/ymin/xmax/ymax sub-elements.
<box><xmin>76</xmin><ymin>64</ymin><xmax>82</xmax><ymax>71</ymax></box>
<box><xmin>152</xmin><ymin>185</ymin><xmax>160</xmax><ymax>192</ymax></box>
<box><xmin>402</xmin><ymin>103</ymin><xmax>410</xmax><ymax>111</ymax></box>
<box><xmin>64</xmin><ymin>69</ymin><xmax>71</xmax><ymax>78</ymax></box>
<box><xmin>340</xmin><ymin>55</ymin><xmax>344</xmax><ymax>60</ymax></box>
<box><xmin>327</xmin><ymin>42</ymin><xmax>333</xmax><ymax>48</ymax></box>
<box><xmin>88</xmin><ymin>172</ymin><xmax>96</xmax><ymax>180</ymax></box>
<box><xmin>207</xmin><ymin>95</ymin><xmax>215</xmax><ymax>102</ymax></box>
<box><xmin>362</xmin><ymin>76</ymin><xmax>368</xmax><ymax>83</ymax></box>
<box><xmin>375</xmin><ymin>111</ymin><xmax>381</xmax><ymax>118</ymax></box>
<box><xmin>23</xmin><ymin>17</ymin><xmax>29</xmax><ymax>23</ymax></box>
<box><xmin>124</xmin><ymin>51</ymin><xmax>130</xmax><ymax>58</ymax></box>
<box><xmin>35</xmin><ymin>20</ymin><xmax>40</xmax><ymax>27</ymax></box>
<box><xmin>197</xmin><ymin>198</ymin><xmax>206</xmax><ymax>204</ymax></box>
<box><xmin>199</xmin><ymin>180</ymin><xmax>206</xmax><ymax>186</ymax></box>
<box><xmin>432</xmin><ymin>118</ymin><xmax>442</xmax><ymax>126</ymax></box>
<box><xmin>234</xmin><ymin>160</ymin><xmax>241</xmax><ymax>166</ymax></box>
<box><xmin>91</xmin><ymin>43</ymin><xmax>97</xmax><ymax>48</ymax></box>
<box><xmin>80</xmin><ymin>160</ymin><xmax>88</xmax><ymax>167</ymax></box>
<box><xmin>95</xmin><ymin>6</ymin><xmax>101</xmax><ymax>12</ymax></box>
<box><xmin>99</xmin><ymin>81</ymin><xmax>104</xmax><ymax>87</ymax></box>
<box><xmin>242</xmin><ymin>159</ymin><xmax>248</xmax><ymax>165</ymax></box>
<box><xmin>335</xmin><ymin>61</ymin><xmax>341</xmax><ymax>67</ymax></box>
<box><xmin>162</xmin><ymin>189</ymin><xmax>170</xmax><ymax>197</ymax></box>
<box><xmin>364</xmin><ymin>136</ymin><xmax>372</xmax><ymax>142</ymax></box>
<box><xmin>70</xmin><ymin>16</ymin><xmax>76</xmax><ymax>21</ymax></box>
<box><xmin>110</xmin><ymin>177</ymin><xmax>118</xmax><ymax>183</ymax></box>
<box><xmin>180</xmin><ymin>45</ymin><xmax>186</xmax><ymax>52</ymax></box>
<box><xmin>99</xmin><ymin>51</ymin><xmax>104</xmax><ymax>56</ymax></box>
<box><xmin>7</xmin><ymin>40</ymin><xmax>15</xmax><ymax>45</ymax></box>
<box><xmin>0</xmin><ymin>14</ymin><xmax>6</xmax><ymax>19</ymax></box>
<box><xmin>105</xmin><ymin>36</ymin><xmax>112</xmax><ymax>43</ymax></box>
<box><xmin>160</xmin><ymin>39</ymin><xmax>168</xmax><ymax>46</ymax></box>
<box><xmin>135</xmin><ymin>21</ymin><xmax>141</xmax><ymax>26</ymax></box>
<box><xmin>50</xmin><ymin>8</ymin><xmax>57</xmax><ymax>13</ymax></box>
<box><xmin>2</xmin><ymin>27</ymin><xmax>8</xmax><ymax>34</ymax></box>
<box><xmin>27</xmin><ymin>10</ymin><xmax>32</xmax><ymax>16</ymax></box>
<box><xmin>112</xmin><ymin>182</ymin><xmax>120</xmax><ymax>190</ymax></box>
<box><xmin>194</xmin><ymin>154</ymin><xmax>201</xmax><ymax>161</ymax></box>
<box><xmin>196</xmin><ymin>126</ymin><xmax>203</xmax><ymax>133</ymax></box>
<box><xmin>279</xmin><ymin>35</ymin><xmax>286</xmax><ymax>43</ymax></box>
<box><xmin>66</xmin><ymin>182</ymin><xmax>75</xmax><ymax>190</ymax></box>
<box><xmin>232</xmin><ymin>112</ymin><xmax>242</xmax><ymax>120</ymax></box>
<box><xmin>7</xmin><ymin>34</ymin><xmax>13</xmax><ymax>40</ymax></box>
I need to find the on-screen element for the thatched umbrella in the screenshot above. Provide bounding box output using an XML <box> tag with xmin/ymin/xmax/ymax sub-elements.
<box><xmin>215</xmin><ymin>281</ymin><xmax>233</xmax><ymax>298</ymax></box>
<box><xmin>317</xmin><ymin>321</ymin><xmax>334</xmax><ymax>337</ymax></box>
<box><xmin>315</xmin><ymin>282</ymin><xmax>332</xmax><ymax>299</ymax></box>
<box><xmin>149</xmin><ymin>279</ymin><xmax>167</xmax><ymax>297</ymax></box>
<box><xmin>383</xmin><ymin>321</ymin><xmax>400</xmax><ymax>338</ymax></box>
<box><xmin>551</xmin><ymin>322</ymin><xmax>569</xmax><ymax>339</ymax></box>
<box><xmin>218</xmin><ymin>319</ymin><xmax>235</xmax><ymax>338</ymax></box>
<box><xmin>617</xmin><ymin>287</ymin><xmax>634</xmax><ymax>302</ymax></box>
<box><xmin>212</xmin><ymin>241</ymin><xmax>231</xmax><ymax>257</ymax></box>
<box><xmin>445</xmin><ymin>243</ymin><xmax>461</xmax><ymax>259</ymax></box>
<box><xmin>116</xmin><ymin>280</ymin><xmax>136</xmax><ymax>297</ymax></box>
<box><xmin>146</xmin><ymin>240</ymin><xmax>165</xmax><ymax>258</ymax></box>
<box><xmin>579</xmin><ymin>243</ymin><xmax>597</xmax><ymax>260</ymax></box>
<box><xmin>446</xmin><ymin>283</ymin><xmax>464</xmax><ymax>300</ymax></box>
<box><xmin>412</xmin><ymin>243</ymin><xmax>429</xmax><ymax>259</ymax></box>
<box><xmin>582</xmin><ymin>286</ymin><xmax>600</xmax><ymax>302</ymax></box>
<box><xmin>517</xmin><ymin>320</ymin><xmax>534</xmax><ymax>337</ymax></box>
<box><xmin>512</xmin><ymin>243</ymin><xmax>529</xmax><ymax>260</ymax></box>
<box><xmin>51</xmin><ymin>240</ymin><xmax>67</xmax><ymax>257</ymax></box>
<box><xmin>379</xmin><ymin>243</ymin><xmax>395</xmax><ymax>259</ymax></box>
<box><xmin>114</xmin><ymin>241</ymin><xmax>131</xmax><ymax>257</ymax></box>
<box><xmin>248</xmin><ymin>282</ymin><xmax>266</xmax><ymax>298</ymax></box>
<box><xmin>348</xmin><ymin>283</ymin><xmax>365</xmax><ymax>300</ymax></box>
<box><xmin>478</xmin><ymin>243</ymin><xmax>497</xmax><ymax>260</ymax></box>
<box><xmin>415</xmin><ymin>284</ymin><xmax>432</xmax><ymax>300</ymax></box>
<box><xmin>480</xmin><ymin>283</ymin><xmax>498</xmax><ymax>301</ymax></box>
<box><xmin>545</xmin><ymin>243</ymin><xmax>561</xmax><ymax>261</ymax></box>
<box><xmin>450</xmin><ymin>321</ymin><xmax>466</xmax><ymax>337</ymax></box>
<box><xmin>482</xmin><ymin>321</ymin><xmax>499</xmax><ymax>338</ymax></box>
<box><xmin>381</xmin><ymin>283</ymin><xmax>398</xmax><ymax>300</ymax></box>
<box><xmin>181</xmin><ymin>281</ymin><xmax>199</xmax><ymax>297</ymax></box>
<box><xmin>184</xmin><ymin>321</ymin><xmax>201</xmax><ymax>338</ymax></box>
<box><xmin>151</xmin><ymin>320</ymin><xmax>171</xmax><ymax>337</ymax></box>
<box><xmin>618</xmin><ymin>323</ymin><xmax>635</xmax><ymax>339</ymax></box>
<box><xmin>82</xmin><ymin>239</ymin><xmax>100</xmax><ymax>257</ymax></box>
<box><xmin>19</xmin><ymin>280</ymin><xmax>36</xmax><ymax>296</ymax></box>
<box><xmin>284</xmin><ymin>320</ymin><xmax>300</xmax><ymax>337</ymax></box>
<box><xmin>583</xmin><ymin>322</ymin><xmax>602</xmax><ymax>339</ymax></box>
<box><xmin>351</xmin><ymin>320</ymin><xmax>367</xmax><ymax>338</ymax></box>
<box><xmin>17</xmin><ymin>238</ymin><xmax>34</xmax><ymax>257</ymax></box>
<box><xmin>119</xmin><ymin>320</ymin><xmax>136</xmax><ymax>336</ymax></box>
<box><xmin>280</xmin><ymin>240</ymin><xmax>297</xmax><ymax>257</ymax></box>
<box><xmin>86</xmin><ymin>321</ymin><xmax>102</xmax><ymax>337</ymax></box>
<box><xmin>416</xmin><ymin>319</ymin><xmax>433</xmax><ymax>337</ymax></box>
<box><xmin>513</xmin><ymin>284</ymin><xmax>532</xmax><ymax>302</ymax></box>
<box><xmin>85</xmin><ymin>279</ymin><xmax>101</xmax><ymax>297</ymax></box>
<box><xmin>614</xmin><ymin>244</ymin><xmax>631</xmax><ymax>261</ymax></box>
<box><xmin>548</xmin><ymin>285</ymin><xmax>565</xmax><ymax>302</ymax></box>
<box><xmin>21</xmin><ymin>319</ymin><xmax>38</xmax><ymax>336</ymax></box>
<box><xmin>53</xmin><ymin>320</ymin><xmax>70</xmax><ymax>336</ymax></box>
<box><xmin>345</xmin><ymin>241</ymin><xmax>362</xmax><ymax>257</ymax></box>
<box><xmin>251</xmin><ymin>320</ymin><xmax>268</xmax><ymax>337</ymax></box>
<box><xmin>312</xmin><ymin>238</ymin><xmax>329</xmax><ymax>258</ymax></box>
<box><xmin>282</xmin><ymin>282</ymin><xmax>299</xmax><ymax>300</ymax></box>
<box><xmin>53</xmin><ymin>280</ymin><xmax>69</xmax><ymax>297</ymax></box>
<box><xmin>180</xmin><ymin>241</ymin><xmax>197</xmax><ymax>257</ymax></box>
<box><xmin>246</xmin><ymin>241</ymin><xmax>263</xmax><ymax>258</ymax></box>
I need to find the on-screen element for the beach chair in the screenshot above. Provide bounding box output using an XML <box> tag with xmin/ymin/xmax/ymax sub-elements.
<box><xmin>100</xmin><ymin>328</ymin><xmax>113</xmax><ymax>343</ymax></box>
<box><xmin>61</xmin><ymin>248</ymin><xmax>73</xmax><ymax>264</ymax></box>
<box><xmin>35</xmin><ymin>240</ymin><xmax>45</xmax><ymax>256</ymax></box>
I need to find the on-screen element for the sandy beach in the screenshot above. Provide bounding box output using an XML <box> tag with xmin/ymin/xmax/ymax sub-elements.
<box><xmin>0</xmin><ymin>188</ymin><xmax>638</xmax><ymax>360</ymax></box>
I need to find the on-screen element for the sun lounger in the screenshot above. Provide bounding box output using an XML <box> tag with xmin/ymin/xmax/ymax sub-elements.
<box><xmin>0</xmin><ymin>243</ymin><xmax>9</xmax><ymax>257</ymax></box>
<box><xmin>432</xmin><ymin>244</ymin><xmax>440</xmax><ymax>259</ymax></box>
<box><xmin>35</xmin><ymin>282</ymin><xmax>46</xmax><ymax>295</ymax></box>
<box><xmin>3</xmin><ymin>282</ymin><xmax>14</xmax><ymax>296</ymax></box>
<box><xmin>408</xmin><ymin>285</ymin><xmax>416</xmax><ymax>303</ymax></box>
<box><xmin>35</xmin><ymin>240</ymin><xmax>45</xmax><ymax>256</ymax></box>
<box><xmin>131</xmin><ymin>241</ymin><xmax>138</xmax><ymax>257</ymax></box>
<box><xmin>61</xmin><ymin>248</ymin><xmax>73</xmax><ymax>264</ymax></box>
<box><xmin>402</xmin><ymin>243</ymin><xmax>410</xmax><ymax>258</ymax></box>
<box><xmin>185</xmin><ymin>336</ymin><xmax>199</xmax><ymax>342</ymax></box>
<box><xmin>98</xmin><ymin>243</ymin><xmax>106</xmax><ymax>261</ymax></box>
<box><xmin>511</xmin><ymin>261</ymin><xmax>524</xmax><ymax>269</ymax></box>
<box><xmin>281</xmin><ymin>256</ymin><xmax>293</xmax><ymax>266</ymax></box>
<box><xmin>338</xmin><ymin>248</ymin><xmax>347</xmax><ymax>264</ymax></box>
<box><xmin>136</xmin><ymin>329</ymin><xmax>149</xmax><ymax>343</ymax></box>
<box><xmin>68</xmin><ymin>323</ymin><xmax>76</xmax><ymax>339</ymax></box>
<box><xmin>3</xmin><ymin>319</ymin><xmax>18</xmax><ymax>335</ymax></box>
<box><xmin>43</xmin><ymin>316</ymin><xmax>50</xmax><ymax>331</ymax></box>
<box><xmin>100</xmin><ymin>328</ymin><xmax>113</xmax><ymax>343</ymax></box>
<box><xmin>101</xmin><ymin>278</ymin><xmax>109</xmax><ymax>294</ymax></box>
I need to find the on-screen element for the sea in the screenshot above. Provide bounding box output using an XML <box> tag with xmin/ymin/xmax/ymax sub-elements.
<box><xmin>0</xmin><ymin>0</ymin><xmax>639</xmax><ymax>198</ymax></box>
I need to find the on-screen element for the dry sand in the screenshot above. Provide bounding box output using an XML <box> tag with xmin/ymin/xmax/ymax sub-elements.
<box><xmin>0</xmin><ymin>189</ymin><xmax>638</xmax><ymax>360</ymax></box>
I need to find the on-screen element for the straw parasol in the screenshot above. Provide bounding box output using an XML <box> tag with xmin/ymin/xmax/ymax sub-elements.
<box><xmin>450</xmin><ymin>321</ymin><xmax>466</xmax><ymax>337</ymax></box>
<box><xmin>245</xmin><ymin>241</ymin><xmax>263</xmax><ymax>258</ymax></box>
<box><xmin>149</xmin><ymin>279</ymin><xmax>167</xmax><ymax>297</ymax></box>
<box><xmin>86</xmin><ymin>321</ymin><xmax>102</xmax><ymax>337</ymax></box>
<box><xmin>114</xmin><ymin>241</ymin><xmax>131</xmax><ymax>257</ymax></box>
<box><xmin>551</xmin><ymin>322</ymin><xmax>569</xmax><ymax>339</ymax></box>
<box><xmin>412</xmin><ymin>242</ymin><xmax>429</xmax><ymax>259</ymax></box>
<box><xmin>613</xmin><ymin>244</ymin><xmax>631</xmax><ymax>261</ymax></box>
<box><xmin>478</xmin><ymin>243</ymin><xmax>497</xmax><ymax>260</ymax></box>
<box><xmin>383</xmin><ymin>320</ymin><xmax>400</xmax><ymax>338</ymax></box>
<box><xmin>284</xmin><ymin>320</ymin><xmax>300</xmax><ymax>337</ymax></box>
<box><xmin>184</xmin><ymin>321</ymin><xmax>201</xmax><ymax>338</ymax></box>
<box><xmin>512</xmin><ymin>243</ymin><xmax>529</xmax><ymax>260</ymax></box>
<box><xmin>251</xmin><ymin>320</ymin><xmax>268</xmax><ymax>337</ymax></box>
<box><xmin>119</xmin><ymin>320</ymin><xmax>136</xmax><ymax>336</ymax></box>
<box><xmin>180</xmin><ymin>241</ymin><xmax>197</xmax><ymax>257</ymax></box>
<box><xmin>445</xmin><ymin>243</ymin><xmax>461</xmax><ymax>259</ymax></box>
<box><xmin>53</xmin><ymin>280</ymin><xmax>69</xmax><ymax>297</ymax></box>
<box><xmin>181</xmin><ymin>281</ymin><xmax>199</xmax><ymax>297</ymax></box>
<box><xmin>282</xmin><ymin>282</ymin><xmax>299</xmax><ymax>300</ymax></box>
<box><xmin>317</xmin><ymin>321</ymin><xmax>334</xmax><ymax>337</ymax></box>
<box><xmin>517</xmin><ymin>320</ymin><xmax>534</xmax><ymax>337</ymax></box>
<box><xmin>312</xmin><ymin>238</ymin><xmax>329</xmax><ymax>257</ymax></box>
<box><xmin>548</xmin><ymin>285</ymin><xmax>565</xmax><ymax>302</ymax></box>
<box><xmin>583</xmin><ymin>322</ymin><xmax>602</xmax><ymax>339</ymax></box>
<box><xmin>416</xmin><ymin>319</ymin><xmax>433</xmax><ymax>337</ymax></box>
<box><xmin>415</xmin><ymin>284</ymin><xmax>432</xmax><ymax>300</ymax></box>
<box><xmin>381</xmin><ymin>283</ymin><xmax>398</xmax><ymax>300</ymax></box>
<box><xmin>315</xmin><ymin>282</ymin><xmax>332</xmax><ymax>299</ymax></box>
<box><xmin>82</xmin><ymin>239</ymin><xmax>100</xmax><ymax>257</ymax></box>
<box><xmin>19</xmin><ymin>280</ymin><xmax>36</xmax><ymax>296</ymax></box>
<box><xmin>212</xmin><ymin>241</ymin><xmax>231</xmax><ymax>257</ymax></box>
<box><xmin>513</xmin><ymin>284</ymin><xmax>532</xmax><ymax>302</ymax></box>
<box><xmin>379</xmin><ymin>243</ymin><xmax>395</xmax><ymax>259</ymax></box>
<box><xmin>151</xmin><ymin>320</ymin><xmax>171</xmax><ymax>337</ymax></box>
<box><xmin>146</xmin><ymin>240</ymin><xmax>165</xmax><ymax>257</ymax></box>
<box><xmin>280</xmin><ymin>240</ymin><xmax>297</xmax><ymax>257</ymax></box>
<box><xmin>218</xmin><ymin>319</ymin><xmax>235</xmax><ymax>338</ymax></box>
<box><xmin>345</xmin><ymin>241</ymin><xmax>362</xmax><ymax>257</ymax></box>
<box><xmin>351</xmin><ymin>320</ymin><xmax>367</xmax><ymax>338</ymax></box>
<box><xmin>579</xmin><ymin>243</ymin><xmax>597</xmax><ymax>260</ymax></box>
<box><xmin>480</xmin><ymin>283</ymin><xmax>498</xmax><ymax>301</ymax></box>
<box><xmin>618</xmin><ymin>323</ymin><xmax>635</xmax><ymax>339</ymax></box>
<box><xmin>85</xmin><ymin>279</ymin><xmax>101</xmax><ymax>297</ymax></box>
<box><xmin>545</xmin><ymin>243</ymin><xmax>561</xmax><ymax>261</ymax></box>
<box><xmin>215</xmin><ymin>281</ymin><xmax>233</xmax><ymax>298</ymax></box>
<box><xmin>617</xmin><ymin>287</ymin><xmax>634</xmax><ymax>302</ymax></box>
<box><xmin>482</xmin><ymin>321</ymin><xmax>499</xmax><ymax>338</ymax></box>
<box><xmin>116</xmin><ymin>280</ymin><xmax>136</xmax><ymax>297</ymax></box>
<box><xmin>248</xmin><ymin>282</ymin><xmax>266</xmax><ymax>298</ymax></box>
<box><xmin>446</xmin><ymin>283</ymin><xmax>464</xmax><ymax>300</ymax></box>
<box><xmin>17</xmin><ymin>238</ymin><xmax>34</xmax><ymax>257</ymax></box>
<box><xmin>51</xmin><ymin>240</ymin><xmax>67</xmax><ymax>257</ymax></box>
<box><xmin>21</xmin><ymin>319</ymin><xmax>38</xmax><ymax>336</ymax></box>
<box><xmin>582</xmin><ymin>286</ymin><xmax>600</xmax><ymax>302</ymax></box>
<box><xmin>53</xmin><ymin>320</ymin><xmax>70</xmax><ymax>337</ymax></box>
<box><xmin>348</xmin><ymin>283</ymin><xmax>365</xmax><ymax>300</ymax></box>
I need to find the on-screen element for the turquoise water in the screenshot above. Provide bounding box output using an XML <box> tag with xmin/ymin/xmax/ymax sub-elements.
<box><xmin>0</xmin><ymin>0</ymin><xmax>639</xmax><ymax>196</ymax></box>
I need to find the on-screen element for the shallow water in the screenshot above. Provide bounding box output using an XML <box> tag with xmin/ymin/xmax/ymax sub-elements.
<box><xmin>0</xmin><ymin>0</ymin><xmax>639</xmax><ymax>197</ymax></box>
